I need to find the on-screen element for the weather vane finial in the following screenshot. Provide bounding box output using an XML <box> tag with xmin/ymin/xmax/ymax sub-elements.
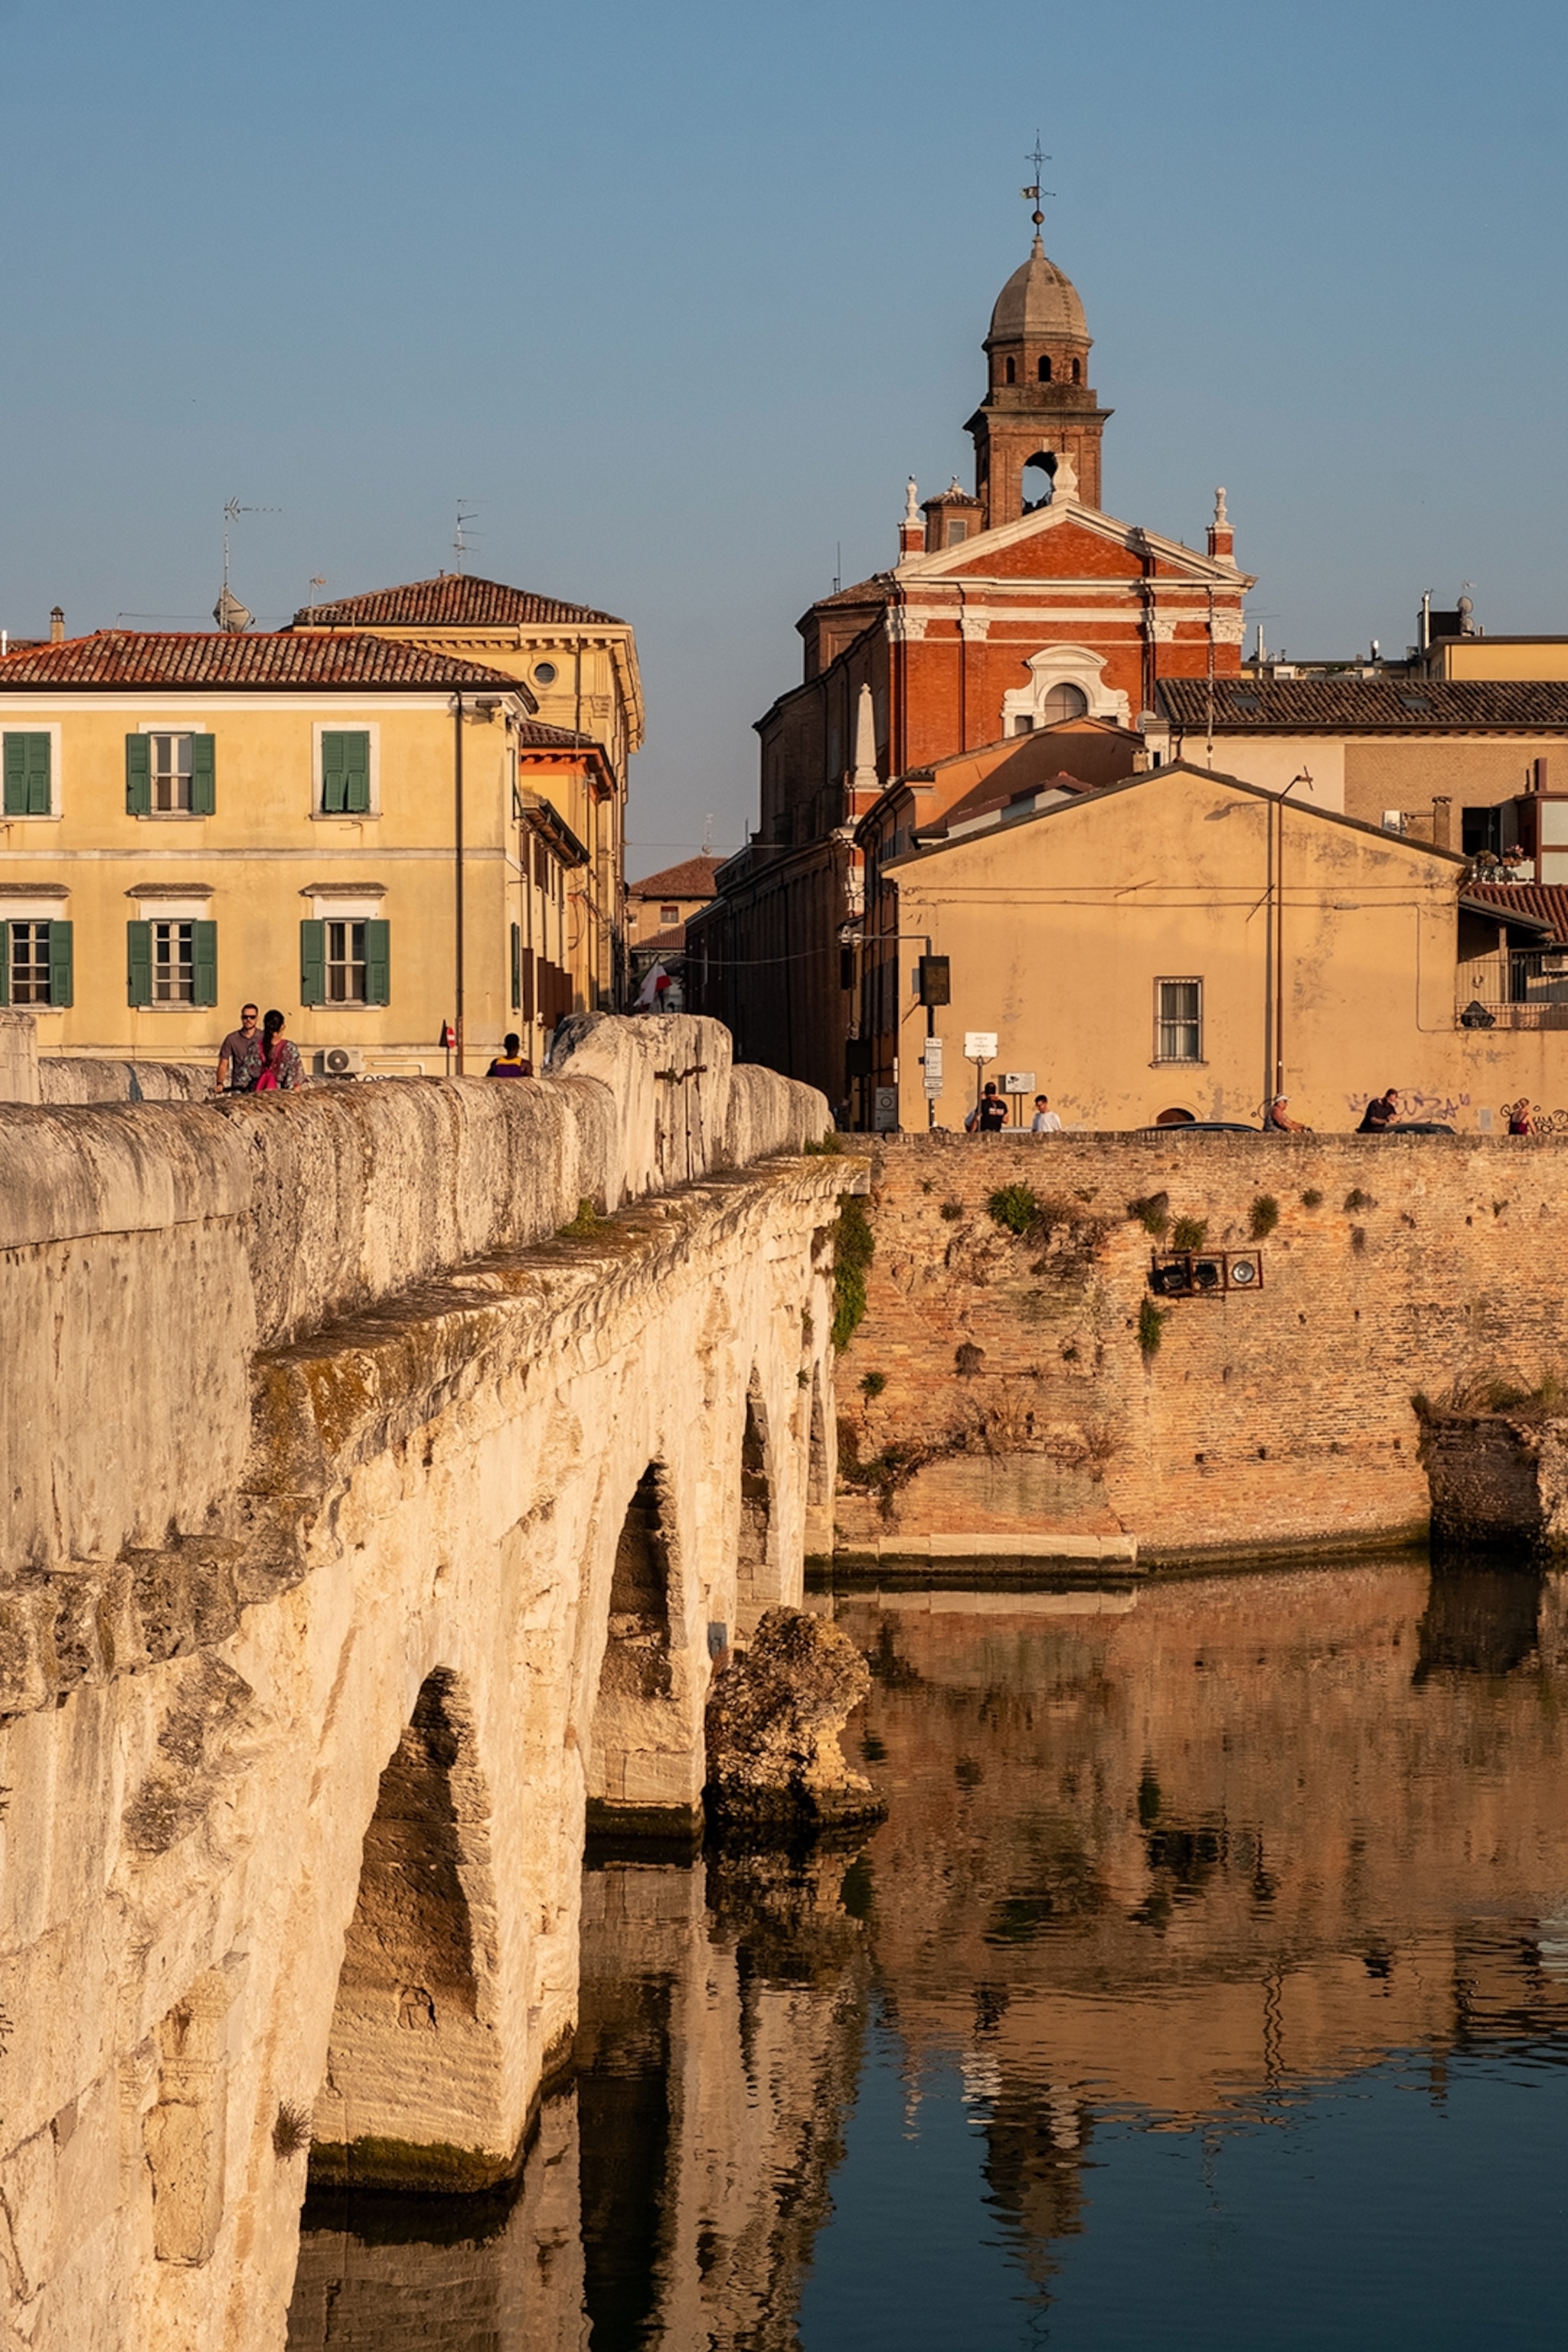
<box><xmin>1021</xmin><ymin>132</ymin><xmax>1054</xmax><ymax>237</ymax></box>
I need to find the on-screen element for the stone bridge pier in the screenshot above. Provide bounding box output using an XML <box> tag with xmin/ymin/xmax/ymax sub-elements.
<box><xmin>0</xmin><ymin>1018</ymin><xmax>858</xmax><ymax>2351</ymax></box>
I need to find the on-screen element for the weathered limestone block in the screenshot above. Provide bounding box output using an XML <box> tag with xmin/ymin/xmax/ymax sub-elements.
<box><xmin>704</xmin><ymin>1607</ymin><xmax>884</xmax><ymax>1836</ymax></box>
<box><xmin>0</xmin><ymin>1009</ymin><xmax>39</xmax><ymax>1102</ymax></box>
<box><xmin>38</xmin><ymin>1058</ymin><xmax>210</xmax><ymax>1103</ymax></box>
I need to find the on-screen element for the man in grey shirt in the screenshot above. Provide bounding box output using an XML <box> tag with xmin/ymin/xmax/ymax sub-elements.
<box><xmin>1031</xmin><ymin>1095</ymin><xmax>1063</xmax><ymax>1134</ymax></box>
<box><xmin>217</xmin><ymin>1004</ymin><xmax>263</xmax><ymax>1094</ymax></box>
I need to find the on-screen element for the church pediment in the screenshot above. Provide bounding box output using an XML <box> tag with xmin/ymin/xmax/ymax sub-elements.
<box><xmin>900</xmin><ymin>497</ymin><xmax>1253</xmax><ymax>590</ymax></box>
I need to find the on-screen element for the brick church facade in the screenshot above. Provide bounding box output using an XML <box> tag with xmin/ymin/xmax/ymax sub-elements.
<box><xmin>690</xmin><ymin>230</ymin><xmax>1255</xmax><ymax>1106</ymax></box>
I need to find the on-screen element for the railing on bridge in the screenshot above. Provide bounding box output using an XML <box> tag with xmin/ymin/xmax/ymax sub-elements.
<box><xmin>1457</xmin><ymin>949</ymin><xmax>1568</xmax><ymax>1030</ymax></box>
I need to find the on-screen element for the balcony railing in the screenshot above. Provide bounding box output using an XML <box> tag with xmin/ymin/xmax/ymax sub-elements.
<box><xmin>1458</xmin><ymin>950</ymin><xmax>1568</xmax><ymax>1030</ymax></box>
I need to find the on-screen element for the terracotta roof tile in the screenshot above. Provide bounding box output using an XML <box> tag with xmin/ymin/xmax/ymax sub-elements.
<box><xmin>0</xmin><ymin>631</ymin><xmax>528</xmax><ymax>691</ymax></box>
<box><xmin>627</xmin><ymin>855</ymin><xmax>725</xmax><ymax>898</ymax></box>
<box><xmin>291</xmin><ymin>574</ymin><xmax>626</xmax><ymax>629</ymax></box>
<box><xmin>1159</xmin><ymin>677</ymin><xmax>1568</xmax><ymax>731</ymax></box>
<box><xmin>1464</xmin><ymin>882</ymin><xmax>1568</xmax><ymax>939</ymax></box>
<box><xmin>812</xmin><ymin>573</ymin><xmax>894</xmax><ymax>611</ymax></box>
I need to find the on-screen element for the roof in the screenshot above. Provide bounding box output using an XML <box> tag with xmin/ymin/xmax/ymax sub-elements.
<box><xmin>810</xmin><ymin>573</ymin><xmax>893</xmax><ymax>612</ymax></box>
<box><xmin>1159</xmin><ymin>676</ymin><xmax>1568</xmax><ymax>733</ymax></box>
<box><xmin>514</xmin><ymin>720</ymin><xmax>599</xmax><ymax>752</ymax></box>
<box><xmin>0</xmin><ymin>630</ymin><xmax>528</xmax><ymax>691</ymax></box>
<box><xmin>291</xmin><ymin>573</ymin><xmax>627</xmax><ymax>630</ymax></box>
<box><xmin>988</xmin><ymin>234</ymin><xmax>1089</xmax><ymax>345</ymax></box>
<box><xmin>1463</xmin><ymin>881</ymin><xmax>1568</xmax><ymax>939</ymax></box>
<box><xmin>628</xmin><ymin>854</ymin><xmax>725</xmax><ymax>900</ymax></box>
<box><xmin>884</xmin><ymin>759</ymin><xmax>1472</xmax><ymax>871</ymax></box>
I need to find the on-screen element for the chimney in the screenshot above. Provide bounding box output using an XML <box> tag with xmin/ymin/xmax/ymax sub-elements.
<box><xmin>897</xmin><ymin>476</ymin><xmax>926</xmax><ymax>563</ymax></box>
<box><xmin>1207</xmin><ymin>488</ymin><xmax>1234</xmax><ymax>564</ymax></box>
<box><xmin>49</xmin><ymin>606</ymin><xmax>64</xmax><ymax>643</ymax></box>
<box><xmin>1432</xmin><ymin>796</ymin><xmax>1452</xmax><ymax>851</ymax></box>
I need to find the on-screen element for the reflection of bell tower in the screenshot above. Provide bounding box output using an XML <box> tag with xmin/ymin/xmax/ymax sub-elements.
<box><xmin>965</xmin><ymin>233</ymin><xmax>1112</xmax><ymax>525</ymax></box>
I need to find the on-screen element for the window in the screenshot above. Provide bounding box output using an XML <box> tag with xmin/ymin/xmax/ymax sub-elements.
<box><xmin>1004</xmin><ymin>356</ymin><xmax>1016</xmax><ymax>384</ymax></box>
<box><xmin>127</xmin><ymin>918</ymin><xmax>216</xmax><ymax>1008</ymax></box>
<box><xmin>319</xmin><ymin>730</ymin><xmax>372</xmax><ymax>815</ymax></box>
<box><xmin>1038</xmin><ymin>354</ymin><xmax>1052</xmax><ymax>382</ymax></box>
<box><xmin>155</xmin><ymin>922</ymin><xmax>194</xmax><ymax>1003</ymax></box>
<box><xmin>533</xmin><ymin>662</ymin><xmax>558</xmax><ymax>687</ymax></box>
<box><xmin>1462</xmin><ymin>806</ymin><xmax>1503</xmax><ymax>857</ymax></box>
<box><xmin>1041</xmin><ymin>682</ymin><xmax>1089</xmax><ymax>721</ymax></box>
<box><xmin>2</xmin><ymin>732</ymin><xmax>52</xmax><ymax>816</ymax></box>
<box><xmin>1070</xmin><ymin>358</ymin><xmax>1081</xmax><ymax>383</ymax></box>
<box><xmin>947</xmin><ymin>518</ymin><xmax>969</xmax><ymax>544</ymax></box>
<box><xmin>152</xmin><ymin>733</ymin><xmax>191</xmax><ymax>812</ymax></box>
<box><xmin>299</xmin><ymin>916</ymin><xmax>389</xmax><ymax>1005</ymax></box>
<box><xmin>126</xmin><ymin>732</ymin><xmax>214</xmax><ymax>815</ymax></box>
<box><xmin>660</xmin><ymin>903</ymin><xmax>679</xmax><ymax>927</ymax></box>
<box><xmin>0</xmin><ymin>920</ymin><xmax>71</xmax><ymax>1008</ymax></box>
<box><xmin>1156</xmin><ymin>978</ymin><xmax>1203</xmax><ymax>1063</ymax></box>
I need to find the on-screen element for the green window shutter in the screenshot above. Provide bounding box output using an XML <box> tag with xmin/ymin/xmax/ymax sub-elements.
<box><xmin>300</xmin><ymin>920</ymin><xmax>325</xmax><ymax>1006</ymax></box>
<box><xmin>321</xmin><ymin>731</ymin><xmax>371</xmax><ymax>815</ymax></box>
<box><xmin>126</xmin><ymin>734</ymin><xmax>152</xmax><ymax>816</ymax></box>
<box><xmin>0</xmin><ymin>922</ymin><xmax>9</xmax><ymax>1008</ymax></box>
<box><xmin>127</xmin><ymin>921</ymin><xmax>152</xmax><ymax>1007</ymax></box>
<box><xmin>362</xmin><ymin>918</ymin><xmax>390</xmax><ymax>1007</ymax></box>
<box><xmin>189</xmin><ymin>734</ymin><xmax>215</xmax><ymax>815</ymax></box>
<box><xmin>510</xmin><ymin>922</ymin><xmax>521</xmax><ymax>1011</ymax></box>
<box><xmin>4</xmin><ymin>733</ymin><xmax>51</xmax><ymax>816</ymax></box>
<box><xmin>191</xmin><ymin>920</ymin><xmax>217</xmax><ymax>1008</ymax></box>
<box><xmin>47</xmin><ymin>921</ymin><xmax>73</xmax><ymax>1008</ymax></box>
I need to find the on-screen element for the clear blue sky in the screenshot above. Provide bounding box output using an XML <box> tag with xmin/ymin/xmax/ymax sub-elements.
<box><xmin>3</xmin><ymin>0</ymin><xmax>1565</xmax><ymax>869</ymax></box>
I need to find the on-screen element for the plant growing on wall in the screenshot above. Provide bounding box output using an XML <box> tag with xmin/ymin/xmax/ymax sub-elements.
<box><xmin>1170</xmin><ymin>1215</ymin><xmax>1207</xmax><ymax>1250</ymax></box>
<box><xmin>1250</xmin><ymin>1194</ymin><xmax>1280</xmax><ymax>1240</ymax></box>
<box><xmin>1128</xmin><ymin>1192</ymin><xmax>1170</xmax><ymax>1237</ymax></box>
<box><xmin>987</xmin><ymin>1182</ymin><xmax>1042</xmax><ymax>1235</ymax></box>
<box><xmin>831</xmin><ymin>1194</ymin><xmax>875</xmax><ymax>1352</ymax></box>
<box><xmin>860</xmin><ymin>1370</ymin><xmax>887</xmax><ymax>1399</ymax></box>
<box><xmin>1138</xmin><ymin>1297</ymin><xmax>1168</xmax><ymax>1357</ymax></box>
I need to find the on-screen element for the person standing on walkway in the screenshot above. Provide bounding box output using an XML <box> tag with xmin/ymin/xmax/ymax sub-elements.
<box><xmin>486</xmin><ymin>1033</ymin><xmax>533</xmax><ymax>1077</ymax></box>
<box><xmin>1031</xmin><ymin>1094</ymin><xmax>1063</xmax><ymax>1134</ymax></box>
<box><xmin>253</xmin><ymin>1009</ymin><xmax>302</xmax><ymax>1093</ymax></box>
<box><xmin>1357</xmin><ymin>1087</ymin><xmax>1400</xmax><ymax>1134</ymax></box>
<box><xmin>217</xmin><ymin>1004</ymin><xmax>263</xmax><ymax>1094</ymax></box>
<box><xmin>966</xmin><ymin>1081</ymin><xmax>1008</xmax><ymax>1134</ymax></box>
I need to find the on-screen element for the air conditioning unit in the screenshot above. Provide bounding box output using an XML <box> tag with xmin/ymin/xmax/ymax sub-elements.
<box><xmin>1381</xmin><ymin>809</ymin><xmax>1406</xmax><ymax>834</ymax></box>
<box><xmin>315</xmin><ymin>1046</ymin><xmax>365</xmax><ymax>1079</ymax></box>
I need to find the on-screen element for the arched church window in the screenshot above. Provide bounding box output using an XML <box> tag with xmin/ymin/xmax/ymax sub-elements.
<box><xmin>1070</xmin><ymin>358</ymin><xmax>1081</xmax><ymax>384</ymax></box>
<box><xmin>1038</xmin><ymin>354</ymin><xmax>1052</xmax><ymax>383</ymax></box>
<box><xmin>1041</xmin><ymin>682</ymin><xmax>1089</xmax><ymax>722</ymax></box>
<box><xmin>1004</xmin><ymin>356</ymin><xmax>1016</xmax><ymax>385</ymax></box>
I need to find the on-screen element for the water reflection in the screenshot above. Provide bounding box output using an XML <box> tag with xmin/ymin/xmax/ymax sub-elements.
<box><xmin>290</xmin><ymin>1557</ymin><xmax>1568</xmax><ymax>2349</ymax></box>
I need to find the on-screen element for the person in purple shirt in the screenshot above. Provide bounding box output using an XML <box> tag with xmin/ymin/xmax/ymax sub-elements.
<box><xmin>486</xmin><ymin>1032</ymin><xmax>533</xmax><ymax>1077</ymax></box>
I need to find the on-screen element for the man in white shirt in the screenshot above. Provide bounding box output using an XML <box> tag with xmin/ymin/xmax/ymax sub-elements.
<box><xmin>1031</xmin><ymin>1094</ymin><xmax>1063</xmax><ymax>1134</ymax></box>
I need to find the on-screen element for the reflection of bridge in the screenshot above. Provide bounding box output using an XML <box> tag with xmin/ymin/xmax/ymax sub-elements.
<box><xmin>0</xmin><ymin>1018</ymin><xmax>862</xmax><ymax>2350</ymax></box>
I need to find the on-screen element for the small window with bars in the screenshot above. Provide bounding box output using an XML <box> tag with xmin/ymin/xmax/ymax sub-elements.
<box><xmin>1155</xmin><ymin>978</ymin><xmax>1203</xmax><ymax>1063</ymax></box>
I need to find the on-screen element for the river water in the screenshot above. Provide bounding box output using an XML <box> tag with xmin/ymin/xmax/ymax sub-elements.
<box><xmin>288</xmin><ymin>1557</ymin><xmax>1568</xmax><ymax>2349</ymax></box>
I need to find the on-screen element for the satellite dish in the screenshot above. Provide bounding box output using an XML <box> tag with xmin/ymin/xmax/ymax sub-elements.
<box><xmin>213</xmin><ymin>586</ymin><xmax>253</xmax><ymax>634</ymax></box>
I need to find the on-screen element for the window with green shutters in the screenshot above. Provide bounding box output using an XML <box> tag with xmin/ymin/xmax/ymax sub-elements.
<box><xmin>0</xmin><ymin>920</ymin><xmax>71</xmax><ymax>1007</ymax></box>
<box><xmin>3</xmin><ymin>733</ymin><xmax>53</xmax><ymax>816</ymax></box>
<box><xmin>128</xmin><ymin>919</ymin><xmax>215</xmax><ymax>1007</ymax></box>
<box><xmin>320</xmin><ymin>731</ymin><xmax>372</xmax><ymax>815</ymax></box>
<box><xmin>302</xmin><ymin>916</ymin><xmax>388</xmax><ymax>1005</ymax></box>
<box><xmin>511</xmin><ymin>922</ymin><xmax>522</xmax><ymax>1010</ymax></box>
<box><xmin>126</xmin><ymin>734</ymin><xmax>151</xmax><ymax>815</ymax></box>
<box><xmin>126</xmin><ymin>733</ymin><xmax>215</xmax><ymax>815</ymax></box>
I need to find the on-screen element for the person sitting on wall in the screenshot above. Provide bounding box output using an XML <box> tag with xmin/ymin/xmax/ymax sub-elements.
<box><xmin>1357</xmin><ymin>1088</ymin><xmax>1400</xmax><ymax>1134</ymax></box>
<box><xmin>965</xmin><ymin>1082</ymin><xmax>1008</xmax><ymax>1135</ymax></box>
<box><xmin>1264</xmin><ymin>1095</ymin><xmax>1311</xmax><ymax>1132</ymax></box>
<box><xmin>1031</xmin><ymin>1093</ymin><xmax>1063</xmax><ymax>1134</ymax></box>
<box><xmin>1508</xmin><ymin>1099</ymin><xmax>1536</xmax><ymax>1135</ymax></box>
<box><xmin>486</xmin><ymin>1032</ymin><xmax>533</xmax><ymax>1078</ymax></box>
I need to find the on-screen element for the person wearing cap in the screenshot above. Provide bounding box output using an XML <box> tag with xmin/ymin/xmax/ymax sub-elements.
<box><xmin>1264</xmin><ymin>1095</ymin><xmax>1311</xmax><ymax>1132</ymax></box>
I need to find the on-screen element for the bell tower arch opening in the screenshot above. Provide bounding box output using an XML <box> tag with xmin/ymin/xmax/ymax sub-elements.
<box><xmin>965</xmin><ymin>232</ymin><xmax>1111</xmax><ymax>525</ymax></box>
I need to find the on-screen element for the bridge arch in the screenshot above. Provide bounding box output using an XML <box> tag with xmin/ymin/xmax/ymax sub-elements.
<box><xmin>736</xmin><ymin>1371</ymin><xmax>778</xmax><ymax>1632</ymax></box>
<box><xmin>311</xmin><ymin>1667</ymin><xmax>510</xmax><ymax>2189</ymax></box>
<box><xmin>586</xmin><ymin>1461</ymin><xmax>703</xmax><ymax>1837</ymax></box>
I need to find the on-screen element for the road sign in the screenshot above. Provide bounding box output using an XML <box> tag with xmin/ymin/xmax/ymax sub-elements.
<box><xmin>923</xmin><ymin>1037</ymin><xmax>944</xmax><ymax>1096</ymax></box>
<box><xmin>964</xmin><ymin>1031</ymin><xmax>998</xmax><ymax>1060</ymax></box>
<box><xmin>873</xmin><ymin>1086</ymin><xmax>900</xmax><ymax>1132</ymax></box>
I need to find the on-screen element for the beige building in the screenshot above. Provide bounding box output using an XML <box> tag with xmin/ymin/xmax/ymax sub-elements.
<box><xmin>0</xmin><ymin>628</ymin><xmax>613</xmax><ymax>1073</ymax></box>
<box><xmin>626</xmin><ymin>853</ymin><xmax>723</xmax><ymax>974</ymax></box>
<box><xmin>866</xmin><ymin>759</ymin><xmax>1559</xmax><ymax>1133</ymax></box>
<box><xmin>290</xmin><ymin>573</ymin><xmax>645</xmax><ymax>1007</ymax></box>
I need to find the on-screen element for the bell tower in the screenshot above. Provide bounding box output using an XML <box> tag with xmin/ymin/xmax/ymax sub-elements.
<box><xmin>965</xmin><ymin>225</ymin><xmax>1112</xmax><ymax>526</ymax></box>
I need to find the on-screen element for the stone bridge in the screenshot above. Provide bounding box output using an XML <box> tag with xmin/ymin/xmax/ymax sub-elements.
<box><xmin>0</xmin><ymin>1018</ymin><xmax>859</xmax><ymax>2350</ymax></box>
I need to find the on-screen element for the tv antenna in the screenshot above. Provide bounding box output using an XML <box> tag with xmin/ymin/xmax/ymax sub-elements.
<box><xmin>1021</xmin><ymin>132</ymin><xmax>1054</xmax><ymax>233</ymax></box>
<box><xmin>215</xmin><ymin>498</ymin><xmax>280</xmax><ymax>632</ymax></box>
<box><xmin>453</xmin><ymin>503</ymin><xmax>481</xmax><ymax>573</ymax></box>
<box><xmin>701</xmin><ymin>812</ymin><xmax>714</xmax><ymax>854</ymax></box>
<box><xmin>306</xmin><ymin>573</ymin><xmax>327</xmax><ymax>609</ymax></box>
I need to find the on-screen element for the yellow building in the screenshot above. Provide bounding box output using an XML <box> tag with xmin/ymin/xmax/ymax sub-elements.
<box><xmin>864</xmin><ymin>760</ymin><xmax>1560</xmax><ymax>1134</ymax></box>
<box><xmin>0</xmin><ymin>628</ymin><xmax>613</xmax><ymax>1075</ymax></box>
<box><xmin>289</xmin><ymin>575</ymin><xmax>644</xmax><ymax>1008</ymax></box>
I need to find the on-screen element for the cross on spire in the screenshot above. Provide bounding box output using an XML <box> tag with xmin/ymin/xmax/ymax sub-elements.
<box><xmin>1021</xmin><ymin>132</ymin><xmax>1054</xmax><ymax>235</ymax></box>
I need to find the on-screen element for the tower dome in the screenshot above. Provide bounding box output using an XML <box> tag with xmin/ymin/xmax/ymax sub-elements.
<box><xmin>987</xmin><ymin>234</ymin><xmax>1089</xmax><ymax>345</ymax></box>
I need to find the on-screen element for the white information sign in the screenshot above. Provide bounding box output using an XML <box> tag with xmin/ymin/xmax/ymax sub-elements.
<box><xmin>1003</xmin><ymin>1071</ymin><xmax>1036</xmax><ymax>1095</ymax></box>
<box><xmin>922</xmin><ymin>1037</ymin><xmax>944</xmax><ymax>1096</ymax></box>
<box><xmin>964</xmin><ymin>1031</ymin><xmax>998</xmax><ymax>1060</ymax></box>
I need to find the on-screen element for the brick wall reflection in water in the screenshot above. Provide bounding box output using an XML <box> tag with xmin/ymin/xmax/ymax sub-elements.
<box><xmin>288</xmin><ymin>1559</ymin><xmax>1568</xmax><ymax>2346</ymax></box>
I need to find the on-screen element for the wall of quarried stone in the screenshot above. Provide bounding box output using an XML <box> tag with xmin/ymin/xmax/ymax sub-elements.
<box><xmin>0</xmin><ymin>1019</ymin><xmax>851</xmax><ymax>2352</ymax></box>
<box><xmin>834</xmin><ymin>1130</ymin><xmax>1568</xmax><ymax>1561</ymax></box>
